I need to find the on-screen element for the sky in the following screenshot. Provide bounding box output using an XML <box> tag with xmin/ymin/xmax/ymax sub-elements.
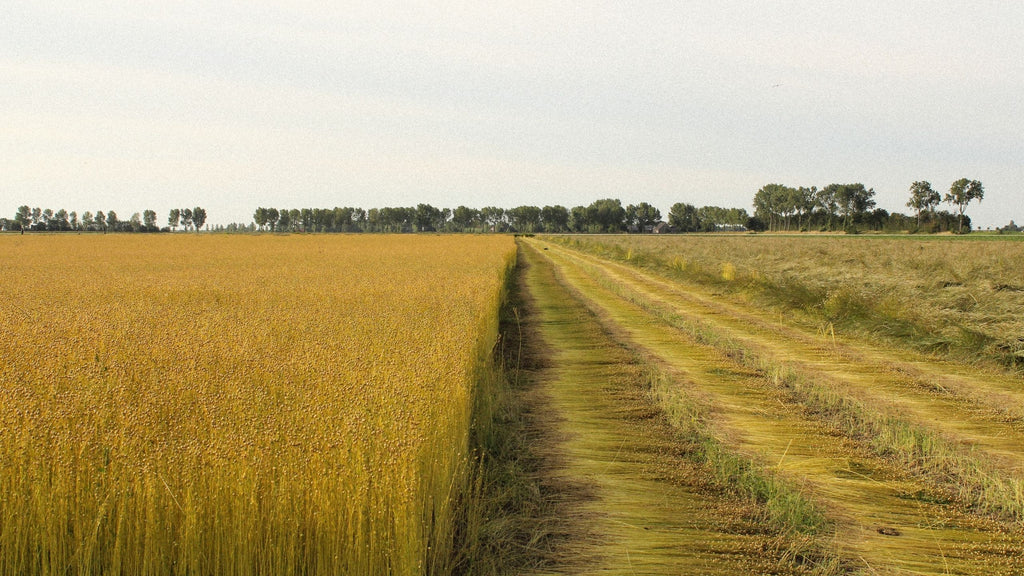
<box><xmin>2</xmin><ymin>1</ymin><xmax>1023</xmax><ymax>228</ymax></box>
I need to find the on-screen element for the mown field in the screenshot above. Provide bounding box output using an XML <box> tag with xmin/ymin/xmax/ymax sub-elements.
<box><xmin>526</xmin><ymin>234</ymin><xmax>1024</xmax><ymax>574</ymax></box>
<box><xmin>554</xmin><ymin>234</ymin><xmax>1024</xmax><ymax>368</ymax></box>
<box><xmin>0</xmin><ymin>234</ymin><xmax>515</xmax><ymax>575</ymax></box>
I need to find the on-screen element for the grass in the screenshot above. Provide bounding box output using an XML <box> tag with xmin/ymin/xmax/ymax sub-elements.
<box><xmin>521</xmin><ymin>241</ymin><xmax>845</xmax><ymax>574</ymax></box>
<box><xmin>532</xmin><ymin>237</ymin><xmax>1024</xmax><ymax>574</ymax></box>
<box><xmin>556</xmin><ymin>242</ymin><xmax>1024</xmax><ymax>523</ymax></box>
<box><xmin>551</xmin><ymin>234</ymin><xmax>1024</xmax><ymax>370</ymax></box>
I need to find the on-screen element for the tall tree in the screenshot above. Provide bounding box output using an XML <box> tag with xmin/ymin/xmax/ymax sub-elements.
<box><xmin>506</xmin><ymin>205</ymin><xmax>541</xmax><ymax>233</ymax></box>
<box><xmin>143</xmin><ymin>209</ymin><xmax>158</xmax><ymax>230</ymax></box>
<box><xmin>253</xmin><ymin>208</ymin><xmax>267</xmax><ymax>230</ymax></box>
<box><xmin>14</xmin><ymin>205</ymin><xmax>31</xmax><ymax>232</ymax></box>
<box><xmin>906</xmin><ymin>181</ymin><xmax>940</xmax><ymax>227</ymax></box>
<box><xmin>668</xmin><ymin>202</ymin><xmax>700</xmax><ymax>232</ymax></box>
<box><xmin>815</xmin><ymin>186</ymin><xmax>840</xmax><ymax>230</ymax></box>
<box><xmin>831</xmin><ymin>183</ymin><xmax>875</xmax><ymax>229</ymax></box>
<box><xmin>414</xmin><ymin>204</ymin><xmax>443</xmax><ymax>232</ymax></box>
<box><xmin>54</xmin><ymin>209</ymin><xmax>70</xmax><ymax>231</ymax></box>
<box><xmin>585</xmin><ymin>198</ymin><xmax>626</xmax><ymax>232</ymax></box>
<box><xmin>480</xmin><ymin>206</ymin><xmax>506</xmax><ymax>232</ymax></box>
<box><xmin>540</xmin><ymin>205</ymin><xmax>570</xmax><ymax>232</ymax></box>
<box><xmin>627</xmin><ymin>202</ymin><xmax>661</xmax><ymax>232</ymax></box>
<box><xmin>168</xmin><ymin>208</ymin><xmax>180</xmax><ymax>231</ymax></box>
<box><xmin>451</xmin><ymin>206</ymin><xmax>480</xmax><ymax>232</ymax></box>
<box><xmin>753</xmin><ymin>184</ymin><xmax>792</xmax><ymax>231</ymax></box>
<box><xmin>945</xmin><ymin>178</ymin><xmax>984</xmax><ymax>234</ymax></box>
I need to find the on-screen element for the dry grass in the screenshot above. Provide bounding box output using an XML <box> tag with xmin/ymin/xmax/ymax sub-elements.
<box><xmin>533</xmin><ymin>237</ymin><xmax>1024</xmax><ymax>574</ymax></box>
<box><xmin>555</xmin><ymin>234</ymin><xmax>1024</xmax><ymax>368</ymax></box>
<box><xmin>0</xmin><ymin>234</ymin><xmax>515</xmax><ymax>576</ymax></box>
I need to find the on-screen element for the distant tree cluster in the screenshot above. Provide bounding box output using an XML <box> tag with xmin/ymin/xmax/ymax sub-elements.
<box><xmin>751</xmin><ymin>179</ymin><xmax>984</xmax><ymax>233</ymax></box>
<box><xmin>2</xmin><ymin>207</ymin><xmax>207</xmax><ymax>233</ymax></box>
<box><xmin>667</xmin><ymin>204</ymin><xmax>750</xmax><ymax>232</ymax></box>
<box><xmin>167</xmin><ymin>207</ymin><xmax>208</xmax><ymax>232</ymax></box>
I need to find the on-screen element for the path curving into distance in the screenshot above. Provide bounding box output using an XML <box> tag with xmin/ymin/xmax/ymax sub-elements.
<box><xmin>522</xmin><ymin>238</ymin><xmax>1024</xmax><ymax>575</ymax></box>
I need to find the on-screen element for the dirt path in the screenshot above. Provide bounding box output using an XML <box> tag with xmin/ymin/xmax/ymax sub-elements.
<box><xmin>516</xmin><ymin>242</ymin><xmax>826</xmax><ymax>575</ymax></box>
<box><xmin>523</xmin><ymin>239</ymin><xmax>1024</xmax><ymax>575</ymax></box>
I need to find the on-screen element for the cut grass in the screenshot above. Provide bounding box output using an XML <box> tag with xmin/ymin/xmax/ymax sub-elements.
<box><xmin>551</xmin><ymin>234</ymin><xmax>1024</xmax><ymax>370</ymax></box>
<box><xmin>545</xmin><ymin>240</ymin><xmax>1024</xmax><ymax>523</ymax></box>
<box><xmin>518</xmin><ymin>241</ymin><xmax>846</xmax><ymax>575</ymax></box>
<box><xmin>530</xmin><ymin>238</ymin><xmax>1024</xmax><ymax>575</ymax></box>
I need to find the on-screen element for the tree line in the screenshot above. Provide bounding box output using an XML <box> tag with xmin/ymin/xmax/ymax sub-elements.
<box><xmin>3</xmin><ymin>178</ymin><xmax>994</xmax><ymax>235</ymax></box>
<box><xmin>247</xmin><ymin>200</ymin><xmax>752</xmax><ymax>234</ymax></box>
<box><xmin>752</xmin><ymin>179</ymin><xmax>985</xmax><ymax>234</ymax></box>
<box><xmin>1</xmin><ymin>206</ymin><xmax>207</xmax><ymax>233</ymax></box>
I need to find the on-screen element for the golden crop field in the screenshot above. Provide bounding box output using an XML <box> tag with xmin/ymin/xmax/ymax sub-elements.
<box><xmin>0</xmin><ymin>234</ymin><xmax>516</xmax><ymax>575</ymax></box>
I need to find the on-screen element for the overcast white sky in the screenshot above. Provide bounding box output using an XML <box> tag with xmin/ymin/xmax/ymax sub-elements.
<box><xmin>2</xmin><ymin>1</ymin><xmax>1023</xmax><ymax>228</ymax></box>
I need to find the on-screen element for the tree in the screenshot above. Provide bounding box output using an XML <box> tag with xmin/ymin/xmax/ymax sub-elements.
<box><xmin>506</xmin><ymin>205</ymin><xmax>542</xmax><ymax>233</ymax></box>
<box><xmin>54</xmin><ymin>209</ymin><xmax>70</xmax><ymax>231</ymax></box>
<box><xmin>815</xmin><ymin>186</ymin><xmax>840</xmax><ymax>230</ymax></box>
<box><xmin>945</xmin><ymin>178</ymin><xmax>984</xmax><ymax>234</ymax></box>
<box><xmin>414</xmin><ymin>204</ymin><xmax>443</xmax><ymax>232</ymax></box>
<box><xmin>14</xmin><ymin>205</ymin><xmax>31</xmax><ymax>232</ymax></box>
<box><xmin>106</xmin><ymin>211</ymin><xmax>119</xmax><ymax>232</ymax></box>
<box><xmin>753</xmin><ymin>184</ymin><xmax>791</xmax><ymax>231</ymax></box>
<box><xmin>480</xmin><ymin>206</ymin><xmax>506</xmax><ymax>232</ymax></box>
<box><xmin>668</xmin><ymin>202</ymin><xmax>701</xmax><ymax>232</ymax></box>
<box><xmin>95</xmin><ymin>211</ymin><xmax>107</xmax><ymax>232</ymax></box>
<box><xmin>192</xmin><ymin>207</ymin><xmax>206</xmax><ymax>231</ymax></box>
<box><xmin>585</xmin><ymin>198</ymin><xmax>626</xmax><ymax>232</ymax></box>
<box><xmin>540</xmin><ymin>205</ymin><xmax>570</xmax><ymax>232</ymax></box>
<box><xmin>130</xmin><ymin>212</ymin><xmax>142</xmax><ymax>232</ymax></box>
<box><xmin>181</xmin><ymin>208</ymin><xmax>193</xmax><ymax>232</ymax></box>
<box><xmin>82</xmin><ymin>211</ymin><xmax>94</xmax><ymax>231</ymax></box>
<box><xmin>792</xmin><ymin>187</ymin><xmax>816</xmax><ymax>230</ymax></box>
<box><xmin>451</xmin><ymin>206</ymin><xmax>480</xmax><ymax>232</ymax></box>
<box><xmin>168</xmin><ymin>208</ymin><xmax>180</xmax><ymax>231</ymax></box>
<box><xmin>253</xmin><ymin>208</ymin><xmax>267</xmax><ymax>230</ymax></box>
<box><xmin>907</xmin><ymin>181</ymin><xmax>940</xmax><ymax>227</ymax></box>
<box><xmin>266</xmin><ymin>208</ymin><xmax>279</xmax><ymax>232</ymax></box>
<box><xmin>626</xmin><ymin>202</ymin><xmax>661</xmax><ymax>232</ymax></box>
<box><xmin>830</xmin><ymin>183</ymin><xmax>875</xmax><ymax>230</ymax></box>
<box><xmin>143</xmin><ymin>209</ymin><xmax>158</xmax><ymax>230</ymax></box>
<box><xmin>278</xmin><ymin>208</ymin><xmax>291</xmax><ymax>231</ymax></box>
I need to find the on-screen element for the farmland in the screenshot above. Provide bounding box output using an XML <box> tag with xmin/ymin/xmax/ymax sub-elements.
<box><xmin>0</xmin><ymin>234</ymin><xmax>515</xmax><ymax>575</ymax></box>
<box><xmin>3</xmin><ymin>231</ymin><xmax>1024</xmax><ymax>575</ymax></box>
<box><xmin>518</xmin><ymin>235</ymin><xmax>1024</xmax><ymax>574</ymax></box>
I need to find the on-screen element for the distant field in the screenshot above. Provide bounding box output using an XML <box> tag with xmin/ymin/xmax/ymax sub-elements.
<box><xmin>0</xmin><ymin>234</ymin><xmax>515</xmax><ymax>575</ymax></box>
<box><xmin>551</xmin><ymin>233</ymin><xmax>1024</xmax><ymax>368</ymax></box>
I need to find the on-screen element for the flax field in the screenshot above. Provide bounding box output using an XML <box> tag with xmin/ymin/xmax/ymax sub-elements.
<box><xmin>0</xmin><ymin>234</ymin><xmax>516</xmax><ymax>576</ymax></box>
